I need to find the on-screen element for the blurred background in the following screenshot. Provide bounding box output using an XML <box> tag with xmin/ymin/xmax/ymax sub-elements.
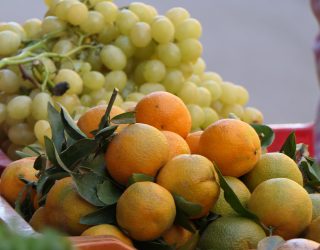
<box><xmin>0</xmin><ymin>0</ymin><xmax>318</xmax><ymax>124</ymax></box>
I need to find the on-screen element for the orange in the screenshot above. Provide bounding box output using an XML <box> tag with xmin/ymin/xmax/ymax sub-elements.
<box><xmin>116</xmin><ymin>181</ymin><xmax>176</xmax><ymax>241</ymax></box>
<box><xmin>81</xmin><ymin>224</ymin><xmax>134</xmax><ymax>247</ymax></box>
<box><xmin>162</xmin><ymin>225</ymin><xmax>193</xmax><ymax>248</ymax></box>
<box><xmin>77</xmin><ymin>105</ymin><xmax>125</xmax><ymax>138</ymax></box>
<box><xmin>135</xmin><ymin>91</ymin><xmax>192</xmax><ymax>138</ymax></box>
<box><xmin>185</xmin><ymin>131</ymin><xmax>203</xmax><ymax>154</ymax></box>
<box><xmin>29</xmin><ymin>207</ymin><xmax>48</xmax><ymax>232</ymax></box>
<box><xmin>304</xmin><ymin>216</ymin><xmax>320</xmax><ymax>243</ymax></box>
<box><xmin>45</xmin><ymin>177</ymin><xmax>98</xmax><ymax>235</ymax></box>
<box><xmin>161</xmin><ymin>130</ymin><xmax>190</xmax><ymax>160</ymax></box>
<box><xmin>0</xmin><ymin>157</ymin><xmax>37</xmax><ymax>206</ymax></box>
<box><xmin>157</xmin><ymin>154</ymin><xmax>220</xmax><ymax>218</ymax></box>
<box><xmin>105</xmin><ymin>123</ymin><xmax>169</xmax><ymax>185</ymax></box>
<box><xmin>199</xmin><ymin>119</ymin><xmax>261</xmax><ymax>177</ymax></box>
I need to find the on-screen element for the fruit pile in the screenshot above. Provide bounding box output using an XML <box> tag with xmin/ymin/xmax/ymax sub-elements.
<box><xmin>0</xmin><ymin>0</ymin><xmax>263</xmax><ymax>160</ymax></box>
<box><xmin>1</xmin><ymin>90</ymin><xmax>320</xmax><ymax>250</ymax></box>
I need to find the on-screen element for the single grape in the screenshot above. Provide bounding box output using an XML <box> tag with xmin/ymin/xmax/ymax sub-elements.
<box><xmin>7</xmin><ymin>96</ymin><xmax>32</xmax><ymax>120</ymax></box>
<box><xmin>129</xmin><ymin>2</ymin><xmax>155</xmax><ymax>23</ymax></box>
<box><xmin>42</xmin><ymin>16</ymin><xmax>67</xmax><ymax>34</ymax></box>
<box><xmin>175</xmin><ymin>18</ymin><xmax>202</xmax><ymax>41</ymax></box>
<box><xmin>0</xmin><ymin>22</ymin><xmax>26</xmax><ymax>41</ymax></box>
<box><xmin>105</xmin><ymin>70</ymin><xmax>127</xmax><ymax>92</ymax></box>
<box><xmin>100</xmin><ymin>45</ymin><xmax>127</xmax><ymax>70</ymax></box>
<box><xmin>161</xmin><ymin>69</ymin><xmax>184</xmax><ymax>94</ymax></box>
<box><xmin>130</xmin><ymin>22</ymin><xmax>151</xmax><ymax>48</ymax></box>
<box><xmin>125</xmin><ymin>92</ymin><xmax>145</xmax><ymax>102</ymax></box>
<box><xmin>133</xmin><ymin>40</ymin><xmax>156</xmax><ymax>60</ymax></box>
<box><xmin>80</xmin><ymin>11</ymin><xmax>105</xmax><ymax>34</ymax></box>
<box><xmin>115</xmin><ymin>9</ymin><xmax>139</xmax><ymax>35</ymax></box>
<box><xmin>197</xmin><ymin>87</ymin><xmax>212</xmax><ymax>107</ymax></box>
<box><xmin>178</xmin><ymin>38</ymin><xmax>203</xmax><ymax>62</ymax></box>
<box><xmin>114</xmin><ymin>35</ymin><xmax>136</xmax><ymax>58</ymax></box>
<box><xmin>82</xmin><ymin>71</ymin><xmax>105</xmax><ymax>91</ymax></box>
<box><xmin>0</xmin><ymin>103</ymin><xmax>6</xmax><ymax>125</ymax></box>
<box><xmin>54</xmin><ymin>0</ymin><xmax>76</xmax><ymax>21</ymax></box>
<box><xmin>151</xmin><ymin>16</ymin><xmax>174</xmax><ymax>44</ymax></box>
<box><xmin>143</xmin><ymin>60</ymin><xmax>166</xmax><ymax>83</ymax></box>
<box><xmin>53</xmin><ymin>94</ymin><xmax>80</xmax><ymax>114</ymax></box>
<box><xmin>133</xmin><ymin>62</ymin><xmax>146</xmax><ymax>85</ymax></box>
<box><xmin>6</xmin><ymin>143</ymin><xmax>23</xmax><ymax>160</ymax></box>
<box><xmin>235</xmin><ymin>85</ymin><xmax>249</xmax><ymax>106</ymax></box>
<box><xmin>220</xmin><ymin>104</ymin><xmax>245</xmax><ymax>119</ymax></box>
<box><xmin>31</xmin><ymin>92</ymin><xmax>52</xmax><ymax>120</ymax></box>
<box><xmin>54</xmin><ymin>69</ymin><xmax>83</xmax><ymax>95</ymax></box>
<box><xmin>120</xmin><ymin>101</ymin><xmax>137</xmax><ymax>112</ymax></box>
<box><xmin>165</xmin><ymin>7</ymin><xmax>190</xmax><ymax>27</ymax></box>
<box><xmin>67</xmin><ymin>2</ymin><xmax>89</xmax><ymax>26</ymax></box>
<box><xmin>201</xmin><ymin>107</ymin><xmax>219</xmax><ymax>129</ymax></box>
<box><xmin>139</xmin><ymin>83</ymin><xmax>166</xmax><ymax>95</ymax></box>
<box><xmin>22</xmin><ymin>18</ymin><xmax>42</xmax><ymax>40</ymax></box>
<box><xmin>90</xmin><ymin>88</ymin><xmax>107</xmax><ymax>105</ymax></box>
<box><xmin>95</xmin><ymin>1</ymin><xmax>118</xmax><ymax>24</ymax></box>
<box><xmin>98</xmin><ymin>24</ymin><xmax>119</xmax><ymax>44</ymax></box>
<box><xmin>187</xmin><ymin>104</ymin><xmax>205</xmax><ymax>129</ymax></box>
<box><xmin>202</xmin><ymin>71</ymin><xmax>223</xmax><ymax>84</ymax></box>
<box><xmin>219</xmin><ymin>82</ymin><xmax>238</xmax><ymax>105</ymax></box>
<box><xmin>0</xmin><ymin>69</ymin><xmax>20</xmax><ymax>94</ymax></box>
<box><xmin>177</xmin><ymin>81</ymin><xmax>199</xmax><ymax>104</ymax></box>
<box><xmin>200</xmin><ymin>80</ymin><xmax>222</xmax><ymax>101</ymax></box>
<box><xmin>80</xmin><ymin>94</ymin><xmax>92</xmax><ymax>107</ymax></box>
<box><xmin>179</xmin><ymin>62</ymin><xmax>194</xmax><ymax>78</ymax></box>
<box><xmin>193</xmin><ymin>58</ymin><xmax>206</xmax><ymax>76</ymax></box>
<box><xmin>34</xmin><ymin>120</ymin><xmax>52</xmax><ymax>145</ymax></box>
<box><xmin>8</xmin><ymin>123</ymin><xmax>36</xmax><ymax>146</ymax></box>
<box><xmin>156</xmin><ymin>43</ymin><xmax>181</xmax><ymax>67</ymax></box>
<box><xmin>52</xmin><ymin>39</ymin><xmax>75</xmax><ymax>55</ymax></box>
<box><xmin>242</xmin><ymin>107</ymin><xmax>264</xmax><ymax>124</ymax></box>
<box><xmin>44</xmin><ymin>0</ymin><xmax>60</xmax><ymax>7</ymax></box>
<box><xmin>0</xmin><ymin>31</ymin><xmax>21</xmax><ymax>57</ymax></box>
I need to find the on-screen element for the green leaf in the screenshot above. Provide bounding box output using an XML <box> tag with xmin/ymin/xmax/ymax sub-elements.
<box><xmin>251</xmin><ymin>124</ymin><xmax>275</xmax><ymax>148</ymax></box>
<box><xmin>174</xmin><ymin>210</ymin><xmax>196</xmax><ymax>233</ymax></box>
<box><xmin>98</xmin><ymin>88</ymin><xmax>119</xmax><ymax>130</ymax></box>
<box><xmin>33</xmin><ymin>154</ymin><xmax>46</xmax><ymax>173</ymax></box>
<box><xmin>257</xmin><ymin>236</ymin><xmax>285</xmax><ymax>250</ymax></box>
<box><xmin>97</xmin><ymin>180</ymin><xmax>122</xmax><ymax>205</ymax></box>
<box><xmin>94</xmin><ymin>125</ymin><xmax>118</xmax><ymax>139</ymax></box>
<box><xmin>81</xmin><ymin>154</ymin><xmax>107</xmax><ymax>177</ymax></box>
<box><xmin>178</xmin><ymin>230</ymin><xmax>200</xmax><ymax>250</ymax></box>
<box><xmin>279</xmin><ymin>132</ymin><xmax>296</xmax><ymax>160</ymax></box>
<box><xmin>134</xmin><ymin>239</ymin><xmax>174</xmax><ymax>250</ymax></box>
<box><xmin>26</xmin><ymin>144</ymin><xmax>42</xmax><ymax>155</ymax></box>
<box><xmin>47</xmin><ymin>103</ymin><xmax>65</xmax><ymax>152</ymax></box>
<box><xmin>110</xmin><ymin>111</ymin><xmax>136</xmax><ymax>125</ymax></box>
<box><xmin>44</xmin><ymin>136</ymin><xmax>61</xmax><ymax>167</ymax></box>
<box><xmin>72</xmin><ymin>171</ymin><xmax>105</xmax><ymax>207</ymax></box>
<box><xmin>60</xmin><ymin>105</ymin><xmax>87</xmax><ymax>140</ymax></box>
<box><xmin>80</xmin><ymin>205</ymin><xmax>116</xmax><ymax>225</ymax></box>
<box><xmin>15</xmin><ymin>151</ymin><xmax>33</xmax><ymax>159</ymax></box>
<box><xmin>214</xmin><ymin>164</ymin><xmax>260</xmax><ymax>222</ymax></box>
<box><xmin>128</xmin><ymin>173</ymin><xmax>155</xmax><ymax>186</ymax></box>
<box><xmin>173</xmin><ymin>194</ymin><xmax>202</xmax><ymax>218</ymax></box>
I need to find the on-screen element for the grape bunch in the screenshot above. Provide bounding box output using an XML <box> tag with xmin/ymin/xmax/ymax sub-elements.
<box><xmin>0</xmin><ymin>0</ymin><xmax>263</xmax><ymax>159</ymax></box>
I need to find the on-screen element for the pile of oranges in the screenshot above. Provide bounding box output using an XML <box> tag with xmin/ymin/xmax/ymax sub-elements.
<box><xmin>1</xmin><ymin>91</ymin><xmax>320</xmax><ymax>250</ymax></box>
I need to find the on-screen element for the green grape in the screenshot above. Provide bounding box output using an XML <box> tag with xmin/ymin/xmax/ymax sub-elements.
<box><xmin>139</xmin><ymin>83</ymin><xmax>165</xmax><ymax>95</ymax></box>
<box><xmin>197</xmin><ymin>87</ymin><xmax>212</xmax><ymax>107</ymax></box>
<box><xmin>53</xmin><ymin>94</ymin><xmax>80</xmax><ymax>114</ymax></box>
<box><xmin>54</xmin><ymin>0</ymin><xmax>76</xmax><ymax>21</ymax></box>
<box><xmin>151</xmin><ymin>16</ymin><xmax>174</xmax><ymax>44</ymax></box>
<box><xmin>89</xmin><ymin>0</ymin><xmax>107</xmax><ymax>6</ymax></box>
<box><xmin>242</xmin><ymin>107</ymin><xmax>264</xmax><ymax>124</ymax></box>
<box><xmin>178</xmin><ymin>38</ymin><xmax>203</xmax><ymax>62</ymax></box>
<box><xmin>34</xmin><ymin>120</ymin><xmax>52</xmax><ymax>145</ymax></box>
<box><xmin>134</xmin><ymin>40</ymin><xmax>156</xmax><ymax>60</ymax></box>
<box><xmin>148</xmin><ymin>5</ymin><xmax>158</xmax><ymax>17</ymax></box>
<box><xmin>31</xmin><ymin>92</ymin><xmax>52</xmax><ymax>120</ymax></box>
<box><xmin>202</xmin><ymin>71</ymin><xmax>223</xmax><ymax>84</ymax></box>
<box><xmin>52</xmin><ymin>39</ymin><xmax>75</xmax><ymax>55</ymax></box>
<box><xmin>130</xmin><ymin>22</ymin><xmax>151</xmax><ymax>47</ymax></box>
<box><xmin>188</xmin><ymin>74</ymin><xmax>201</xmax><ymax>85</ymax></box>
<box><xmin>7</xmin><ymin>96</ymin><xmax>32</xmax><ymax>120</ymax></box>
<box><xmin>235</xmin><ymin>85</ymin><xmax>249</xmax><ymax>105</ymax></box>
<box><xmin>0</xmin><ymin>103</ymin><xmax>6</xmax><ymax>125</ymax></box>
<box><xmin>0</xmin><ymin>22</ymin><xmax>26</xmax><ymax>41</ymax></box>
<box><xmin>80</xmin><ymin>94</ymin><xmax>92</xmax><ymax>107</ymax></box>
<box><xmin>6</xmin><ymin>143</ymin><xmax>22</xmax><ymax>160</ymax></box>
<box><xmin>187</xmin><ymin>104</ymin><xmax>205</xmax><ymax>129</ymax></box>
<box><xmin>44</xmin><ymin>0</ymin><xmax>60</xmax><ymax>7</ymax></box>
<box><xmin>80</xmin><ymin>11</ymin><xmax>105</xmax><ymax>34</ymax></box>
<box><xmin>219</xmin><ymin>82</ymin><xmax>238</xmax><ymax>105</ymax></box>
<box><xmin>95</xmin><ymin>1</ymin><xmax>118</xmax><ymax>24</ymax></box>
<box><xmin>201</xmin><ymin>107</ymin><xmax>219</xmax><ymax>129</ymax></box>
<box><xmin>0</xmin><ymin>69</ymin><xmax>20</xmax><ymax>94</ymax></box>
<box><xmin>100</xmin><ymin>45</ymin><xmax>127</xmax><ymax>70</ymax></box>
<box><xmin>8</xmin><ymin>123</ymin><xmax>36</xmax><ymax>146</ymax></box>
<box><xmin>105</xmin><ymin>70</ymin><xmax>127</xmax><ymax>92</ymax></box>
<box><xmin>156</xmin><ymin>43</ymin><xmax>181</xmax><ymax>67</ymax></box>
<box><xmin>133</xmin><ymin>62</ymin><xmax>146</xmax><ymax>85</ymax></box>
<box><xmin>82</xmin><ymin>71</ymin><xmax>105</xmax><ymax>91</ymax></box>
<box><xmin>122</xmin><ymin>79</ymin><xmax>136</xmax><ymax>98</ymax></box>
<box><xmin>175</xmin><ymin>18</ymin><xmax>202</xmax><ymax>41</ymax></box>
<box><xmin>220</xmin><ymin>104</ymin><xmax>245</xmax><ymax>119</ymax></box>
<box><xmin>90</xmin><ymin>88</ymin><xmax>107</xmax><ymax>105</ymax></box>
<box><xmin>114</xmin><ymin>35</ymin><xmax>136</xmax><ymax>58</ymax></box>
<box><xmin>162</xmin><ymin>69</ymin><xmax>184</xmax><ymax>94</ymax></box>
<box><xmin>120</xmin><ymin>101</ymin><xmax>137</xmax><ymax>111</ymax></box>
<box><xmin>200</xmin><ymin>80</ymin><xmax>222</xmax><ymax>101</ymax></box>
<box><xmin>124</xmin><ymin>58</ymin><xmax>135</xmax><ymax>75</ymax></box>
<box><xmin>22</xmin><ymin>18</ymin><xmax>42</xmax><ymax>40</ymax></box>
<box><xmin>39</xmin><ymin>57</ymin><xmax>57</xmax><ymax>78</ymax></box>
<box><xmin>42</xmin><ymin>16</ymin><xmax>67</xmax><ymax>34</ymax></box>
<box><xmin>5</xmin><ymin>116</ymin><xmax>23</xmax><ymax>126</ymax></box>
<box><xmin>61</xmin><ymin>60</ymin><xmax>92</xmax><ymax>75</ymax></box>
<box><xmin>67</xmin><ymin>2</ymin><xmax>89</xmax><ymax>25</ymax></box>
<box><xmin>126</xmin><ymin>92</ymin><xmax>145</xmax><ymax>102</ymax></box>
<box><xmin>179</xmin><ymin>62</ymin><xmax>194</xmax><ymax>78</ymax></box>
<box><xmin>129</xmin><ymin>2</ymin><xmax>156</xmax><ymax>23</ymax></box>
<box><xmin>177</xmin><ymin>81</ymin><xmax>199</xmax><ymax>104</ymax></box>
<box><xmin>54</xmin><ymin>69</ymin><xmax>83</xmax><ymax>95</ymax></box>
<box><xmin>29</xmin><ymin>89</ymin><xmax>41</xmax><ymax>99</ymax></box>
<box><xmin>86</xmin><ymin>49</ymin><xmax>104</xmax><ymax>71</ymax></box>
<box><xmin>143</xmin><ymin>59</ymin><xmax>166</xmax><ymax>83</ymax></box>
<box><xmin>105</xmin><ymin>91</ymin><xmax>123</xmax><ymax>106</ymax></box>
<box><xmin>98</xmin><ymin>24</ymin><xmax>119</xmax><ymax>44</ymax></box>
<box><xmin>165</xmin><ymin>7</ymin><xmax>190</xmax><ymax>27</ymax></box>
<box><xmin>193</xmin><ymin>58</ymin><xmax>206</xmax><ymax>76</ymax></box>
<box><xmin>115</xmin><ymin>9</ymin><xmax>139</xmax><ymax>35</ymax></box>
<box><xmin>211</xmin><ymin>100</ymin><xmax>223</xmax><ymax>113</ymax></box>
<box><xmin>0</xmin><ymin>31</ymin><xmax>21</xmax><ymax>57</ymax></box>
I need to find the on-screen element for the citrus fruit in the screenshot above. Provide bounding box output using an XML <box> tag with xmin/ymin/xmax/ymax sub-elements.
<box><xmin>81</xmin><ymin>224</ymin><xmax>133</xmax><ymax>246</ymax></box>
<box><xmin>309</xmin><ymin>193</ymin><xmax>320</xmax><ymax>220</ymax></box>
<box><xmin>105</xmin><ymin>123</ymin><xmax>169</xmax><ymax>185</ymax></box>
<box><xmin>198</xmin><ymin>216</ymin><xmax>266</xmax><ymax>250</ymax></box>
<box><xmin>212</xmin><ymin>176</ymin><xmax>251</xmax><ymax>216</ymax></box>
<box><xmin>0</xmin><ymin>157</ymin><xmax>37</xmax><ymax>206</ymax></box>
<box><xmin>185</xmin><ymin>131</ymin><xmax>202</xmax><ymax>154</ymax></box>
<box><xmin>304</xmin><ymin>216</ymin><xmax>320</xmax><ymax>243</ymax></box>
<box><xmin>242</xmin><ymin>152</ymin><xmax>303</xmax><ymax>191</ymax></box>
<box><xmin>199</xmin><ymin>119</ymin><xmax>261</xmax><ymax>177</ymax></box>
<box><xmin>116</xmin><ymin>181</ymin><xmax>176</xmax><ymax>241</ymax></box>
<box><xmin>161</xmin><ymin>130</ymin><xmax>190</xmax><ymax>160</ymax></box>
<box><xmin>29</xmin><ymin>207</ymin><xmax>47</xmax><ymax>232</ymax></box>
<box><xmin>77</xmin><ymin>105</ymin><xmax>125</xmax><ymax>138</ymax></box>
<box><xmin>157</xmin><ymin>154</ymin><xmax>220</xmax><ymax>218</ymax></box>
<box><xmin>247</xmin><ymin>178</ymin><xmax>312</xmax><ymax>239</ymax></box>
<box><xmin>162</xmin><ymin>225</ymin><xmax>193</xmax><ymax>249</ymax></box>
<box><xmin>45</xmin><ymin>177</ymin><xmax>98</xmax><ymax>235</ymax></box>
<box><xmin>135</xmin><ymin>91</ymin><xmax>192</xmax><ymax>138</ymax></box>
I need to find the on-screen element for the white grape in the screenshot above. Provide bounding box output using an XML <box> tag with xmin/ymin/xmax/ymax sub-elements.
<box><xmin>130</xmin><ymin>22</ymin><xmax>151</xmax><ymax>48</ymax></box>
<box><xmin>0</xmin><ymin>69</ymin><xmax>20</xmax><ymax>94</ymax></box>
<box><xmin>31</xmin><ymin>92</ymin><xmax>52</xmax><ymax>120</ymax></box>
<box><xmin>82</xmin><ymin>71</ymin><xmax>105</xmax><ymax>91</ymax></box>
<box><xmin>7</xmin><ymin>95</ymin><xmax>32</xmax><ymax>120</ymax></box>
<box><xmin>0</xmin><ymin>31</ymin><xmax>21</xmax><ymax>57</ymax></box>
<box><xmin>100</xmin><ymin>45</ymin><xmax>127</xmax><ymax>70</ymax></box>
<box><xmin>105</xmin><ymin>70</ymin><xmax>127</xmax><ymax>92</ymax></box>
<box><xmin>151</xmin><ymin>16</ymin><xmax>175</xmax><ymax>44</ymax></box>
<box><xmin>54</xmin><ymin>69</ymin><xmax>83</xmax><ymax>95</ymax></box>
